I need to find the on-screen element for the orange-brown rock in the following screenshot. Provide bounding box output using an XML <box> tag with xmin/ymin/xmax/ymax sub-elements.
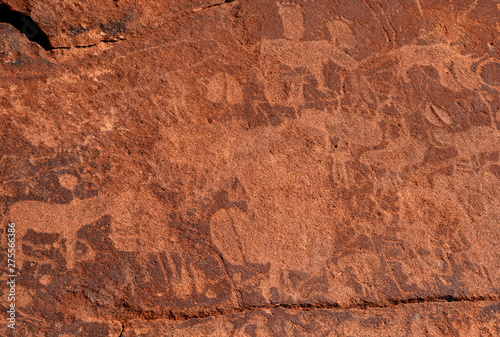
<box><xmin>0</xmin><ymin>0</ymin><xmax>499</xmax><ymax>336</ymax></box>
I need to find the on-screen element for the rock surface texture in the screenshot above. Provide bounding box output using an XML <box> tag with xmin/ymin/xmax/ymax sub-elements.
<box><xmin>0</xmin><ymin>0</ymin><xmax>500</xmax><ymax>336</ymax></box>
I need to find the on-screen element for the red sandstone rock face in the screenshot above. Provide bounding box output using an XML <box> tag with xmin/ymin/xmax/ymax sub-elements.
<box><xmin>0</xmin><ymin>0</ymin><xmax>499</xmax><ymax>336</ymax></box>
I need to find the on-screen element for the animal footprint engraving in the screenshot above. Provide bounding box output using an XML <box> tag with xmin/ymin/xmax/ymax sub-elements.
<box><xmin>277</xmin><ymin>1</ymin><xmax>305</xmax><ymax>40</ymax></box>
<box><xmin>327</xmin><ymin>20</ymin><xmax>357</xmax><ymax>50</ymax></box>
<box><xmin>423</xmin><ymin>103</ymin><xmax>453</xmax><ymax>126</ymax></box>
<box><xmin>205</xmin><ymin>72</ymin><xmax>244</xmax><ymax>104</ymax></box>
<box><xmin>330</xmin><ymin>151</ymin><xmax>354</xmax><ymax>188</ymax></box>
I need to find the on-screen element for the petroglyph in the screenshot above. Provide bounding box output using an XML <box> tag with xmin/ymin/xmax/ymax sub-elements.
<box><xmin>423</xmin><ymin>103</ymin><xmax>454</xmax><ymax>126</ymax></box>
<box><xmin>210</xmin><ymin>208</ymin><xmax>246</xmax><ymax>265</ymax></box>
<box><xmin>260</xmin><ymin>3</ymin><xmax>358</xmax><ymax>105</ymax></box>
<box><xmin>260</xmin><ymin>40</ymin><xmax>356</xmax><ymax>101</ymax></box>
<box><xmin>433</xmin><ymin>126</ymin><xmax>500</xmax><ymax>156</ymax></box>
<box><xmin>330</xmin><ymin>152</ymin><xmax>355</xmax><ymax>188</ymax></box>
<box><xmin>327</xmin><ymin>20</ymin><xmax>357</xmax><ymax>50</ymax></box>
<box><xmin>261</xmin><ymin>10</ymin><xmax>491</xmax><ymax>109</ymax></box>
<box><xmin>205</xmin><ymin>72</ymin><xmax>244</xmax><ymax>104</ymax></box>
<box><xmin>277</xmin><ymin>1</ymin><xmax>305</xmax><ymax>41</ymax></box>
<box><xmin>399</xmin><ymin>177</ymin><xmax>470</xmax><ymax>230</ymax></box>
<box><xmin>3</xmin><ymin>188</ymin><xmax>176</xmax><ymax>270</ymax></box>
<box><xmin>5</xmin><ymin>196</ymin><xmax>104</xmax><ymax>270</ymax></box>
<box><xmin>209</xmin><ymin>159</ymin><xmax>337</xmax><ymax>297</ymax></box>
<box><xmin>360</xmin><ymin>138</ymin><xmax>428</xmax><ymax>171</ymax></box>
<box><xmin>208</xmin><ymin>110</ymin><xmax>389</xmax><ymax>293</ymax></box>
<box><xmin>3</xmin><ymin>0</ymin><xmax>500</xmax><ymax>333</ymax></box>
<box><xmin>395</xmin><ymin>43</ymin><xmax>485</xmax><ymax>91</ymax></box>
<box><xmin>325</xmin><ymin>112</ymin><xmax>383</xmax><ymax>148</ymax></box>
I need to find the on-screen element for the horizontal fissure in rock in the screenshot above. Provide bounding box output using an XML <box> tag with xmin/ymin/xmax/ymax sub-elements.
<box><xmin>116</xmin><ymin>294</ymin><xmax>500</xmax><ymax>323</ymax></box>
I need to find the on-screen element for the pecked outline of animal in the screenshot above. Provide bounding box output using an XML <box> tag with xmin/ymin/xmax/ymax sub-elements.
<box><xmin>3</xmin><ymin>196</ymin><xmax>104</xmax><ymax>270</ymax></box>
<box><xmin>259</xmin><ymin>1</ymin><xmax>358</xmax><ymax>105</ymax></box>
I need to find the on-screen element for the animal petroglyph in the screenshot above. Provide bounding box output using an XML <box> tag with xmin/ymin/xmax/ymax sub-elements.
<box><xmin>4</xmin><ymin>189</ymin><xmax>174</xmax><ymax>270</ymax></box>
<box><xmin>4</xmin><ymin>196</ymin><xmax>104</xmax><ymax>270</ymax></box>
<box><xmin>360</xmin><ymin>138</ymin><xmax>428</xmax><ymax>172</ymax></box>
<box><xmin>395</xmin><ymin>43</ymin><xmax>486</xmax><ymax>91</ymax></box>
<box><xmin>209</xmin><ymin>110</ymin><xmax>385</xmax><ymax>294</ymax></box>
<box><xmin>260</xmin><ymin>2</ymin><xmax>358</xmax><ymax>105</ymax></box>
<box><xmin>433</xmin><ymin>126</ymin><xmax>500</xmax><ymax>157</ymax></box>
<box><xmin>261</xmin><ymin>10</ymin><xmax>493</xmax><ymax>112</ymax></box>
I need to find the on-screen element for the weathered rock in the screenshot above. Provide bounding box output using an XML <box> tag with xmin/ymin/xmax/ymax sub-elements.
<box><xmin>0</xmin><ymin>0</ymin><xmax>499</xmax><ymax>335</ymax></box>
<box><xmin>122</xmin><ymin>301</ymin><xmax>500</xmax><ymax>336</ymax></box>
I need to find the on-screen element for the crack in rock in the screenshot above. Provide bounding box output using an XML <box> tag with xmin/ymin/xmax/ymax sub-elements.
<box><xmin>116</xmin><ymin>294</ymin><xmax>500</xmax><ymax>323</ymax></box>
<box><xmin>51</xmin><ymin>38</ymin><xmax>126</xmax><ymax>50</ymax></box>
